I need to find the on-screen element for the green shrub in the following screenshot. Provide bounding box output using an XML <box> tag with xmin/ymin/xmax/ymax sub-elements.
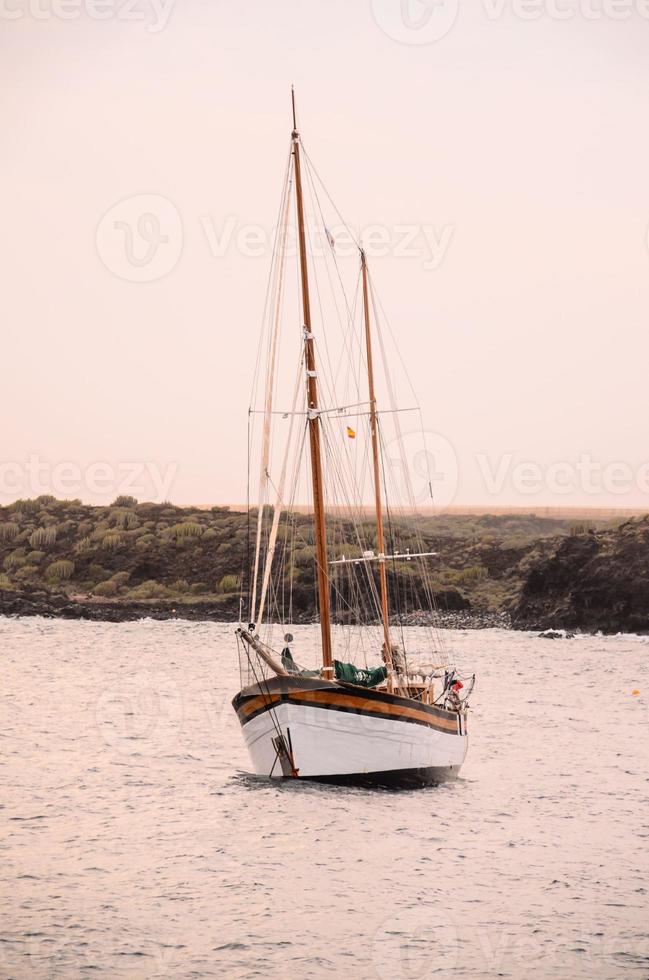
<box><xmin>88</xmin><ymin>564</ymin><xmax>109</xmax><ymax>583</ymax></box>
<box><xmin>217</xmin><ymin>574</ymin><xmax>240</xmax><ymax>594</ymax></box>
<box><xmin>130</xmin><ymin>580</ymin><xmax>169</xmax><ymax>599</ymax></box>
<box><xmin>74</xmin><ymin>536</ymin><xmax>93</xmax><ymax>554</ymax></box>
<box><xmin>91</xmin><ymin>522</ymin><xmax>110</xmax><ymax>540</ymax></box>
<box><xmin>102</xmin><ymin>532</ymin><xmax>123</xmax><ymax>551</ymax></box>
<box><xmin>135</xmin><ymin>534</ymin><xmax>156</xmax><ymax>549</ymax></box>
<box><xmin>3</xmin><ymin>552</ymin><xmax>26</xmax><ymax>571</ymax></box>
<box><xmin>29</xmin><ymin>526</ymin><xmax>57</xmax><ymax>548</ymax></box>
<box><xmin>456</xmin><ymin>565</ymin><xmax>489</xmax><ymax>585</ymax></box>
<box><xmin>36</xmin><ymin>494</ymin><xmax>56</xmax><ymax>506</ymax></box>
<box><xmin>9</xmin><ymin>499</ymin><xmax>39</xmax><ymax>515</ymax></box>
<box><xmin>110</xmin><ymin>508</ymin><xmax>139</xmax><ymax>530</ymax></box>
<box><xmin>0</xmin><ymin>522</ymin><xmax>19</xmax><ymax>543</ymax></box>
<box><xmin>202</xmin><ymin>528</ymin><xmax>217</xmax><ymax>541</ymax></box>
<box><xmin>110</xmin><ymin>571</ymin><xmax>131</xmax><ymax>587</ymax></box>
<box><xmin>171</xmin><ymin>578</ymin><xmax>190</xmax><ymax>593</ymax></box>
<box><xmin>47</xmin><ymin>559</ymin><xmax>75</xmax><ymax>581</ymax></box>
<box><xmin>191</xmin><ymin>582</ymin><xmax>209</xmax><ymax>595</ymax></box>
<box><xmin>168</xmin><ymin>522</ymin><xmax>203</xmax><ymax>540</ymax></box>
<box><xmin>93</xmin><ymin>579</ymin><xmax>119</xmax><ymax>597</ymax></box>
<box><xmin>26</xmin><ymin>550</ymin><xmax>45</xmax><ymax>565</ymax></box>
<box><xmin>112</xmin><ymin>495</ymin><xmax>138</xmax><ymax>508</ymax></box>
<box><xmin>0</xmin><ymin>573</ymin><xmax>12</xmax><ymax>589</ymax></box>
<box><xmin>293</xmin><ymin>545</ymin><xmax>316</xmax><ymax>567</ymax></box>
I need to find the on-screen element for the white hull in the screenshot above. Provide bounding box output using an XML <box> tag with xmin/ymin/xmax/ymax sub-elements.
<box><xmin>233</xmin><ymin>677</ymin><xmax>468</xmax><ymax>785</ymax></box>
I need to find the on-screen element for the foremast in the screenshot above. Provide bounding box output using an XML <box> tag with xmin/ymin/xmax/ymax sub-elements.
<box><xmin>291</xmin><ymin>90</ymin><xmax>334</xmax><ymax>679</ymax></box>
<box><xmin>361</xmin><ymin>250</ymin><xmax>395</xmax><ymax>685</ymax></box>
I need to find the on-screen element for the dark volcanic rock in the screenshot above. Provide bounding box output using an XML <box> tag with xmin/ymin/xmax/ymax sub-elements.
<box><xmin>0</xmin><ymin>588</ymin><xmax>242</xmax><ymax>623</ymax></box>
<box><xmin>512</xmin><ymin>517</ymin><xmax>649</xmax><ymax>634</ymax></box>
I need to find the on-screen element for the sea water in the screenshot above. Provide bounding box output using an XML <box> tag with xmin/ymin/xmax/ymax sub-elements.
<box><xmin>2</xmin><ymin>617</ymin><xmax>648</xmax><ymax>978</ymax></box>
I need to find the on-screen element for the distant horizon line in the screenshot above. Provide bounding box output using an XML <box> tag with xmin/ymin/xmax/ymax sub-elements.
<box><xmin>194</xmin><ymin>504</ymin><xmax>649</xmax><ymax>520</ymax></box>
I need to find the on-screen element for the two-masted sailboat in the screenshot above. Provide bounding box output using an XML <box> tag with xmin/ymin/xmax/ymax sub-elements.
<box><xmin>232</xmin><ymin>93</ymin><xmax>474</xmax><ymax>786</ymax></box>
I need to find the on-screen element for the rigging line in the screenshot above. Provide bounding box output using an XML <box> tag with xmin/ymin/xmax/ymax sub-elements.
<box><xmin>320</xmin><ymin>421</ymin><xmax>383</xmax><ymax>625</ymax></box>
<box><xmin>243</xmin><ymin>641</ymin><xmax>288</xmax><ymax>746</ymax></box>
<box><xmin>251</xmin><ymin>174</ymin><xmax>293</xmax><ymax>623</ymax></box>
<box><xmin>367</xmin><ymin>266</ymin><xmax>440</xmax><ymax>602</ymax></box>
<box><xmin>368</xmin><ymin>273</ymin><xmax>447</xmax><ymax>653</ymax></box>
<box><xmin>249</xmin><ymin>145</ymin><xmax>294</xmax><ymax>413</ymax></box>
<box><xmin>282</xmin><ymin>419</ymin><xmax>382</xmax><ymax>635</ymax></box>
<box><xmin>378</xmin><ymin>417</ymin><xmax>408</xmax><ymax>660</ymax></box>
<box><xmin>378</xmin><ymin>424</ymin><xmax>449</xmax><ymax>664</ymax></box>
<box><xmin>246</xmin><ymin>408</ymin><xmax>252</xmax><ymax>620</ymax></box>
<box><xmin>299</xmin><ymin>171</ymin><xmax>346</xmax><ymax>418</ymax></box>
<box><xmin>302</xmin><ymin>153</ymin><xmax>363</xmax><ymax>398</ymax></box>
<box><xmin>257</xmin><ymin>363</ymin><xmax>306</xmax><ymax>627</ymax></box>
<box><xmin>301</xmin><ymin>143</ymin><xmax>361</xmax><ymax>251</ymax></box>
<box><xmin>366</xmin><ymin>264</ymin><xmax>422</xmax><ymax>411</ymax></box>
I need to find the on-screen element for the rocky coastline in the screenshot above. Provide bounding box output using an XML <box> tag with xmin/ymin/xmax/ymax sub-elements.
<box><xmin>1</xmin><ymin>499</ymin><xmax>647</xmax><ymax>634</ymax></box>
<box><xmin>0</xmin><ymin>588</ymin><xmax>510</xmax><ymax>630</ymax></box>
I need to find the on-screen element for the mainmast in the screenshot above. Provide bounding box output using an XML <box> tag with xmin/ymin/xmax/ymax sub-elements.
<box><xmin>291</xmin><ymin>89</ymin><xmax>334</xmax><ymax>678</ymax></box>
<box><xmin>361</xmin><ymin>250</ymin><xmax>394</xmax><ymax>680</ymax></box>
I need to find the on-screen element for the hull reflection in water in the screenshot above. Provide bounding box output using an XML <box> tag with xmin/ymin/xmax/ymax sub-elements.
<box><xmin>232</xmin><ymin>676</ymin><xmax>468</xmax><ymax>786</ymax></box>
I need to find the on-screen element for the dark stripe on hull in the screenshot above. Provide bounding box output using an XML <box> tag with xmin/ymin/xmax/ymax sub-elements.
<box><xmin>232</xmin><ymin>675</ymin><xmax>464</xmax><ymax>737</ymax></box>
<box><xmin>310</xmin><ymin>765</ymin><xmax>460</xmax><ymax>789</ymax></box>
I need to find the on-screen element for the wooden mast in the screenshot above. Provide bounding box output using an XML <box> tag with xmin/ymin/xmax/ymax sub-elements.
<box><xmin>361</xmin><ymin>249</ymin><xmax>394</xmax><ymax>682</ymax></box>
<box><xmin>291</xmin><ymin>89</ymin><xmax>334</xmax><ymax>679</ymax></box>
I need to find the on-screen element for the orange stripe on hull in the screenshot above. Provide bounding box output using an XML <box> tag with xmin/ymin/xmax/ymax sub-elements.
<box><xmin>237</xmin><ymin>689</ymin><xmax>460</xmax><ymax>734</ymax></box>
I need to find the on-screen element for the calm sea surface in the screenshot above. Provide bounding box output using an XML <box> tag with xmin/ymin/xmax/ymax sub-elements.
<box><xmin>1</xmin><ymin>617</ymin><xmax>648</xmax><ymax>979</ymax></box>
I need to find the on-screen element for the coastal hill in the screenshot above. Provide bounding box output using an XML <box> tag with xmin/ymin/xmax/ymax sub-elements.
<box><xmin>512</xmin><ymin>516</ymin><xmax>649</xmax><ymax>633</ymax></box>
<box><xmin>0</xmin><ymin>496</ymin><xmax>644</xmax><ymax>631</ymax></box>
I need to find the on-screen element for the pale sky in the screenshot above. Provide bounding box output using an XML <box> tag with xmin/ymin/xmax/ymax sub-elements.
<box><xmin>2</xmin><ymin>0</ymin><xmax>649</xmax><ymax>510</ymax></box>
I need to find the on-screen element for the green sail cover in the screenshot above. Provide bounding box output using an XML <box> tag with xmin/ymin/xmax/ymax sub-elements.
<box><xmin>281</xmin><ymin>648</ymin><xmax>387</xmax><ymax>688</ymax></box>
<box><xmin>334</xmin><ymin>661</ymin><xmax>387</xmax><ymax>688</ymax></box>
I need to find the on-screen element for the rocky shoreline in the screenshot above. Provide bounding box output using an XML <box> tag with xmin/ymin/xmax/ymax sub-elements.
<box><xmin>0</xmin><ymin>589</ymin><xmax>510</xmax><ymax>630</ymax></box>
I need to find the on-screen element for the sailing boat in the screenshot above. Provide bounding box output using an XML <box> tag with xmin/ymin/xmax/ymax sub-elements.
<box><xmin>232</xmin><ymin>92</ymin><xmax>474</xmax><ymax>786</ymax></box>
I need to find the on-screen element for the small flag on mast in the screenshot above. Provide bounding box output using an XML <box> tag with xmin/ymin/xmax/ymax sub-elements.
<box><xmin>346</xmin><ymin>426</ymin><xmax>356</xmax><ymax>439</ymax></box>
